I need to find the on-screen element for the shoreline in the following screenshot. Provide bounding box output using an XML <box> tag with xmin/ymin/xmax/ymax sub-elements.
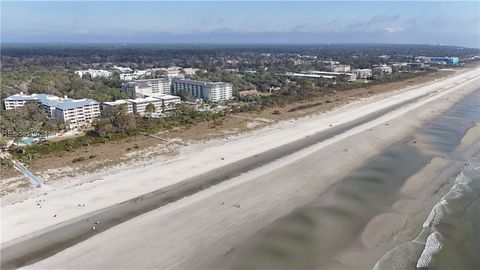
<box><xmin>4</xmin><ymin>68</ymin><xmax>479</xmax><ymax>269</ymax></box>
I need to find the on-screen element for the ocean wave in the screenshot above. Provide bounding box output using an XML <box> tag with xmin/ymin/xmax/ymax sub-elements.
<box><xmin>374</xmin><ymin>154</ymin><xmax>480</xmax><ymax>270</ymax></box>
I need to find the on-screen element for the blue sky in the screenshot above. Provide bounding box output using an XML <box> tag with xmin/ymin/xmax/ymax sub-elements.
<box><xmin>2</xmin><ymin>1</ymin><xmax>479</xmax><ymax>47</ymax></box>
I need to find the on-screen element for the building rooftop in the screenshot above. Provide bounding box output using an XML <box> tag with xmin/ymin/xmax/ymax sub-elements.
<box><xmin>173</xmin><ymin>79</ymin><xmax>230</xmax><ymax>86</ymax></box>
<box><xmin>127</xmin><ymin>96</ymin><xmax>161</xmax><ymax>104</ymax></box>
<box><xmin>4</xmin><ymin>93</ymin><xmax>98</xmax><ymax>110</ymax></box>
<box><xmin>123</xmin><ymin>78</ymin><xmax>169</xmax><ymax>86</ymax></box>
<box><xmin>102</xmin><ymin>100</ymin><xmax>131</xmax><ymax>106</ymax></box>
<box><xmin>147</xmin><ymin>94</ymin><xmax>181</xmax><ymax>100</ymax></box>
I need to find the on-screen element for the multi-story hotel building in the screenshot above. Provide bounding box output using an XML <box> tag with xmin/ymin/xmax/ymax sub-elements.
<box><xmin>128</xmin><ymin>97</ymin><xmax>163</xmax><ymax>115</ymax></box>
<box><xmin>75</xmin><ymin>69</ymin><xmax>112</xmax><ymax>78</ymax></box>
<box><xmin>3</xmin><ymin>93</ymin><xmax>100</xmax><ymax>129</ymax></box>
<box><xmin>101</xmin><ymin>100</ymin><xmax>134</xmax><ymax>114</ymax></box>
<box><xmin>147</xmin><ymin>94</ymin><xmax>182</xmax><ymax>111</ymax></box>
<box><xmin>325</xmin><ymin>65</ymin><xmax>351</xmax><ymax>73</ymax></box>
<box><xmin>121</xmin><ymin>78</ymin><xmax>172</xmax><ymax>98</ymax></box>
<box><xmin>102</xmin><ymin>94</ymin><xmax>181</xmax><ymax>116</ymax></box>
<box><xmin>172</xmin><ymin>79</ymin><xmax>233</xmax><ymax>101</ymax></box>
<box><xmin>352</xmin><ymin>69</ymin><xmax>373</xmax><ymax>80</ymax></box>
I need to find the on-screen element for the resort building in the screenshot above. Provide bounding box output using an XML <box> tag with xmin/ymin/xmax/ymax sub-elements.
<box><xmin>172</xmin><ymin>79</ymin><xmax>233</xmax><ymax>101</ymax></box>
<box><xmin>415</xmin><ymin>56</ymin><xmax>459</xmax><ymax>65</ymax></box>
<box><xmin>3</xmin><ymin>93</ymin><xmax>100</xmax><ymax>129</ymax></box>
<box><xmin>325</xmin><ymin>64</ymin><xmax>351</xmax><ymax>73</ymax></box>
<box><xmin>128</xmin><ymin>97</ymin><xmax>163</xmax><ymax>115</ymax></box>
<box><xmin>147</xmin><ymin>94</ymin><xmax>182</xmax><ymax>111</ymax></box>
<box><xmin>113</xmin><ymin>65</ymin><xmax>133</xmax><ymax>73</ymax></box>
<box><xmin>3</xmin><ymin>92</ymin><xmax>49</xmax><ymax>110</ymax></box>
<box><xmin>352</xmin><ymin>69</ymin><xmax>373</xmax><ymax>80</ymax></box>
<box><xmin>102</xmin><ymin>94</ymin><xmax>181</xmax><ymax>116</ymax></box>
<box><xmin>119</xmin><ymin>70</ymin><xmax>152</xmax><ymax>81</ymax></box>
<box><xmin>75</xmin><ymin>69</ymin><xmax>112</xmax><ymax>78</ymax></box>
<box><xmin>101</xmin><ymin>100</ymin><xmax>134</xmax><ymax>114</ymax></box>
<box><xmin>373</xmin><ymin>65</ymin><xmax>393</xmax><ymax>78</ymax></box>
<box><xmin>121</xmin><ymin>78</ymin><xmax>172</xmax><ymax>98</ymax></box>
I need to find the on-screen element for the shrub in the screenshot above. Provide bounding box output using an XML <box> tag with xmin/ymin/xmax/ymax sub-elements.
<box><xmin>71</xmin><ymin>157</ymin><xmax>85</xmax><ymax>163</ymax></box>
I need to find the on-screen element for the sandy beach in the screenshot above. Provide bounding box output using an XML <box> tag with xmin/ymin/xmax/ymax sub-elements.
<box><xmin>1</xmin><ymin>66</ymin><xmax>479</xmax><ymax>269</ymax></box>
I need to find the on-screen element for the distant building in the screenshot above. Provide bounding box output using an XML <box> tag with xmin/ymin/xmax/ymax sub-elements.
<box><xmin>408</xmin><ymin>63</ymin><xmax>425</xmax><ymax>70</ymax></box>
<box><xmin>390</xmin><ymin>62</ymin><xmax>409</xmax><ymax>71</ymax></box>
<box><xmin>429</xmin><ymin>57</ymin><xmax>459</xmax><ymax>65</ymax></box>
<box><xmin>415</xmin><ymin>56</ymin><xmax>459</xmax><ymax>65</ymax></box>
<box><xmin>325</xmin><ymin>65</ymin><xmax>351</xmax><ymax>73</ymax></box>
<box><xmin>321</xmin><ymin>60</ymin><xmax>340</xmax><ymax>65</ymax></box>
<box><xmin>121</xmin><ymin>78</ymin><xmax>172</xmax><ymax>98</ymax></box>
<box><xmin>373</xmin><ymin>65</ymin><xmax>393</xmax><ymax>78</ymax></box>
<box><xmin>101</xmin><ymin>100</ymin><xmax>134</xmax><ymax>114</ymax></box>
<box><xmin>147</xmin><ymin>94</ymin><xmax>182</xmax><ymax>111</ymax></box>
<box><xmin>128</xmin><ymin>97</ymin><xmax>163</xmax><ymax>115</ymax></box>
<box><xmin>172</xmin><ymin>79</ymin><xmax>233</xmax><ymax>101</ymax></box>
<box><xmin>4</xmin><ymin>93</ymin><xmax>100</xmax><ymax>129</ymax></box>
<box><xmin>75</xmin><ymin>69</ymin><xmax>112</xmax><ymax>78</ymax></box>
<box><xmin>119</xmin><ymin>70</ymin><xmax>152</xmax><ymax>81</ymax></box>
<box><xmin>113</xmin><ymin>65</ymin><xmax>133</xmax><ymax>73</ymax></box>
<box><xmin>286</xmin><ymin>72</ymin><xmax>335</xmax><ymax>79</ymax></box>
<box><xmin>110</xmin><ymin>94</ymin><xmax>182</xmax><ymax>115</ymax></box>
<box><xmin>352</xmin><ymin>69</ymin><xmax>373</xmax><ymax>79</ymax></box>
<box><xmin>182</xmin><ymin>68</ymin><xmax>200</xmax><ymax>75</ymax></box>
<box><xmin>3</xmin><ymin>92</ymin><xmax>44</xmax><ymax>110</ymax></box>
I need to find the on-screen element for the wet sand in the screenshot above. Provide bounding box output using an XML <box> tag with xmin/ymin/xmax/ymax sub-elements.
<box><xmin>18</xmin><ymin>72</ymin><xmax>480</xmax><ymax>269</ymax></box>
<box><xmin>220</xmin><ymin>89</ymin><xmax>480</xmax><ymax>269</ymax></box>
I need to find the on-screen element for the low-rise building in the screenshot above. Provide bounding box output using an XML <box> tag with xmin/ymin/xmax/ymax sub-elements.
<box><xmin>325</xmin><ymin>65</ymin><xmax>351</xmax><ymax>73</ymax></box>
<box><xmin>113</xmin><ymin>65</ymin><xmax>133</xmax><ymax>73</ymax></box>
<box><xmin>182</xmin><ymin>68</ymin><xmax>200</xmax><ymax>75</ymax></box>
<box><xmin>172</xmin><ymin>79</ymin><xmax>233</xmax><ymax>101</ymax></box>
<box><xmin>147</xmin><ymin>94</ymin><xmax>182</xmax><ymax>111</ymax></box>
<box><xmin>373</xmin><ymin>65</ymin><xmax>393</xmax><ymax>78</ymax></box>
<box><xmin>352</xmin><ymin>69</ymin><xmax>373</xmax><ymax>79</ymax></box>
<box><xmin>128</xmin><ymin>96</ymin><xmax>163</xmax><ymax>115</ymax></box>
<box><xmin>75</xmin><ymin>69</ymin><xmax>112</xmax><ymax>78</ymax></box>
<box><xmin>415</xmin><ymin>56</ymin><xmax>459</xmax><ymax>65</ymax></box>
<box><xmin>119</xmin><ymin>70</ymin><xmax>152</xmax><ymax>81</ymax></box>
<box><xmin>408</xmin><ymin>62</ymin><xmax>425</xmax><ymax>70</ymax></box>
<box><xmin>3</xmin><ymin>93</ymin><xmax>100</xmax><ymax>129</ymax></box>
<box><xmin>3</xmin><ymin>92</ymin><xmax>46</xmax><ymax>110</ymax></box>
<box><xmin>101</xmin><ymin>100</ymin><xmax>134</xmax><ymax>114</ymax></box>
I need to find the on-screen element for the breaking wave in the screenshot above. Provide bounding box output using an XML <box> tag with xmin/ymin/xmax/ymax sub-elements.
<box><xmin>374</xmin><ymin>154</ymin><xmax>480</xmax><ymax>270</ymax></box>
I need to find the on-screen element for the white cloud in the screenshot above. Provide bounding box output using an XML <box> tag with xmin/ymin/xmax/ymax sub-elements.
<box><xmin>384</xmin><ymin>27</ymin><xmax>404</xmax><ymax>33</ymax></box>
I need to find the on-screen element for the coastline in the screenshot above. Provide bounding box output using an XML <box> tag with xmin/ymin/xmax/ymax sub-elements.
<box><xmin>6</xmin><ymin>67</ymin><xmax>479</xmax><ymax>269</ymax></box>
<box><xmin>0</xmin><ymin>70</ymin><xmax>455</xmax><ymax>195</ymax></box>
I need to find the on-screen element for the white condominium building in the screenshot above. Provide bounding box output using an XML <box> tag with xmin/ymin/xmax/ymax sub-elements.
<box><xmin>352</xmin><ymin>69</ymin><xmax>373</xmax><ymax>79</ymax></box>
<box><xmin>3</xmin><ymin>92</ymin><xmax>48</xmax><ymax>110</ymax></box>
<box><xmin>119</xmin><ymin>70</ymin><xmax>152</xmax><ymax>81</ymax></box>
<box><xmin>172</xmin><ymin>79</ymin><xmax>233</xmax><ymax>101</ymax></box>
<box><xmin>373</xmin><ymin>65</ymin><xmax>393</xmax><ymax>77</ymax></box>
<box><xmin>128</xmin><ymin>97</ymin><xmax>163</xmax><ymax>115</ymax></box>
<box><xmin>325</xmin><ymin>65</ymin><xmax>351</xmax><ymax>73</ymax></box>
<box><xmin>75</xmin><ymin>69</ymin><xmax>112</xmax><ymax>78</ymax></box>
<box><xmin>121</xmin><ymin>78</ymin><xmax>172</xmax><ymax>98</ymax></box>
<box><xmin>103</xmin><ymin>94</ymin><xmax>181</xmax><ymax>115</ymax></box>
<box><xmin>147</xmin><ymin>94</ymin><xmax>182</xmax><ymax>111</ymax></box>
<box><xmin>3</xmin><ymin>93</ymin><xmax>100</xmax><ymax>129</ymax></box>
<box><xmin>101</xmin><ymin>100</ymin><xmax>134</xmax><ymax>114</ymax></box>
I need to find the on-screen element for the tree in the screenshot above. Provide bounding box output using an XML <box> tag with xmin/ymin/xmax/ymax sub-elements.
<box><xmin>93</xmin><ymin>119</ymin><xmax>115</xmax><ymax>137</ymax></box>
<box><xmin>1</xmin><ymin>101</ymin><xmax>64</xmax><ymax>137</ymax></box>
<box><xmin>144</xmin><ymin>103</ymin><xmax>156</xmax><ymax>116</ymax></box>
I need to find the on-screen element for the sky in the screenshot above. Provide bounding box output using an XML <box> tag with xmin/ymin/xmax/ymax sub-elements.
<box><xmin>1</xmin><ymin>1</ymin><xmax>479</xmax><ymax>48</ymax></box>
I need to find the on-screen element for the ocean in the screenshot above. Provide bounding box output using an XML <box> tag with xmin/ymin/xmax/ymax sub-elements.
<box><xmin>220</xmin><ymin>89</ymin><xmax>480</xmax><ymax>269</ymax></box>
